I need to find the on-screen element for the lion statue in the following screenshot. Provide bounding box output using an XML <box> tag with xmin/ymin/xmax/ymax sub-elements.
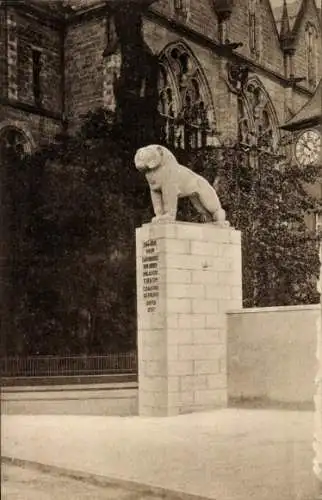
<box><xmin>134</xmin><ymin>144</ymin><xmax>227</xmax><ymax>224</ymax></box>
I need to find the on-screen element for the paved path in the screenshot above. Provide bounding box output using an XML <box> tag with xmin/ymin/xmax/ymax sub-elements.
<box><xmin>2</xmin><ymin>460</ymin><xmax>194</xmax><ymax>500</ymax></box>
<box><xmin>1</xmin><ymin>410</ymin><xmax>318</xmax><ymax>500</ymax></box>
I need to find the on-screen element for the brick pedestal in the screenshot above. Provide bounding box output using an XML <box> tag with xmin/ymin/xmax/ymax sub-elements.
<box><xmin>136</xmin><ymin>221</ymin><xmax>242</xmax><ymax>417</ymax></box>
<box><xmin>314</xmin><ymin>242</ymin><xmax>322</xmax><ymax>486</ymax></box>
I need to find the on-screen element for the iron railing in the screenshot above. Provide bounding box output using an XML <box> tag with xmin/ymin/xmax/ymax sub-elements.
<box><xmin>0</xmin><ymin>352</ymin><xmax>137</xmax><ymax>378</ymax></box>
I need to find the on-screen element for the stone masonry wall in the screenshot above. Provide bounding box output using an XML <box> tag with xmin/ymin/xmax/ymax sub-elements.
<box><xmin>151</xmin><ymin>0</ymin><xmax>219</xmax><ymax>40</ymax></box>
<box><xmin>0</xmin><ymin>7</ymin><xmax>62</xmax><ymax>145</ymax></box>
<box><xmin>64</xmin><ymin>16</ymin><xmax>106</xmax><ymax>128</ymax></box>
<box><xmin>1</xmin><ymin>1</ymin><xmax>320</xmax><ymax>148</ymax></box>
<box><xmin>293</xmin><ymin>0</ymin><xmax>322</xmax><ymax>91</ymax></box>
<box><xmin>0</xmin><ymin>104</ymin><xmax>61</xmax><ymax>146</ymax></box>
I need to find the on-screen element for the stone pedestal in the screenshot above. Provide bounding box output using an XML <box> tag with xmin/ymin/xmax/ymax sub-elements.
<box><xmin>136</xmin><ymin>221</ymin><xmax>242</xmax><ymax>417</ymax></box>
<box><xmin>314</xmin><ymin>242</ymin><xmax>322</xmax><ymax>490</ymax></box>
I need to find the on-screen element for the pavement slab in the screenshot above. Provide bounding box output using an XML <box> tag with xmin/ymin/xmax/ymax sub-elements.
<box><xmin>1</xmin><ymin>409</ymin><xmax>319</xmax><ymax>500</ymax></box>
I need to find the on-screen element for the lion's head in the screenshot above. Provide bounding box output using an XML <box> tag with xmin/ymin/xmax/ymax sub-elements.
<box><xmin>134</xmin><ymin>145</ymin><xmax>178</xmax><ymax>172</ymax></box>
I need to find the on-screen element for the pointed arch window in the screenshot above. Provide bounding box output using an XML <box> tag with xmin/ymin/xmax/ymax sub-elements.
<box><xmin>237</xmin><ymin>78</ymin><xmax>279</xmax><ymax>155</ymax></box>
<box><xmin>0</xmin><ymin>127</ymin><xmax>31</xmax><ymax>161</ymax></box>
<box><xmin>106</xmin><ymin>13</ymin><xmax>117</xmax><ymax>48</ymax></box>
<box><xmin>249</xmin><ymin>0</ymin><xmax>256</xmax><ymax>54</ymax></box>
<box><xmin>249</xmin><ymin>0</ymin><xmax>261</xmax><ymax>59</ymax></box>
<box><xmin>158</xmin><ymin>43</ymin><xmax>216</xmax><ymax>150</ymax></box>
<box><xmin>174</xmin><ymin>0</ymin><xmax>190</xmax><ymax>20</ymax></box>
<box><xmin>306</xmin><ymin>23</ymin><xmax>318</xmax><ymax>88</ymax></box>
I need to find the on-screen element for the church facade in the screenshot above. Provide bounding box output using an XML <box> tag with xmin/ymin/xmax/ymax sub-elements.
<box><xmin>0</xmin><ymin>0</ymin><xmax>321</xmax><ymax>159</ymax></box>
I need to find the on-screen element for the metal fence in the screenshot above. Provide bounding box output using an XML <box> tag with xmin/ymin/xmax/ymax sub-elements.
<box><xmin>0</xmin><ymin>352</ymin><xmax>137</xmax><ymax>378</ymax></box>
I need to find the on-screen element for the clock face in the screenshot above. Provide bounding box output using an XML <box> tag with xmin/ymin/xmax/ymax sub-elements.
<box><xmin>295</xmin><ymin>130</ymin><xmax>321</xmax><ymax>166</ymax></box>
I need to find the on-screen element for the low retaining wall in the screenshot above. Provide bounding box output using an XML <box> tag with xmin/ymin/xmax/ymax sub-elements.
<box><xmin>3</xmin><ymin>304</ymin><xmax>318</xmax><ymax>414</ymax></box>
<box><xmin>227</xmin><ymin>304</ymin><xmax>318</xmax><ymax>406</ymax></box>
<box><xmin>1</xmin><ymin>382</ymin><xmax>138</xmax><ymax>416</ymax></box>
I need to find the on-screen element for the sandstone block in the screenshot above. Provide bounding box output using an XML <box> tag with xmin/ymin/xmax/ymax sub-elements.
<box><xmin>205</xmin><ymin>284</ymin><xmax>231</xmax><ymax>300</ymax></box>
<box><xmin>179</xmin><ymin>344</ymin><xmax>218</xmax><ymax>360</ymax></box>
<box><xmin>175</xmin><ymin>224</ymin><xmax>205</xmax><ymax>241</ymax></box>
<box><xmin>167</xmin><ymin>360</ymin><xmax>194</xmax><ymax>376</ymax></box>
<box><xmin>192</xmin><ymin>270</ymin><xmax>219</xmax><ymax>284</ymax></box>
<box><xmin>192</xmin><ymin>299</ymin><xmax>217</xmax><ymax>314</ymax></box>
<box><xmin>164</xmin><ymin>253</ymin><xmax>204</xmax><ymax>270</ymax></box>
<box><xmin>207</xmin><ymin>374</ymin><xmax>227</xmax><ymax>389</ymax></box>
<box><xmin>177</xmin><ymin>314</ymin><xmax>206</xmax><ymax>329</ymax></box>
<box><xmin>168</xmin><ymin>391</ymin><xmax>194</xmax><ymax>406</ymax></box>
<box><xmin>194</xmin><ymin>359</ymin><xmax>221</xmax><ymax>374</ymax></box>
<box><xmin>192</xmin><ymin>328</ymin><xmax>222</xmax><ymax>344</ymax></box>
<box><xmin>168</xmin><ymin>376</ymin><xmax>180</xmax><ymax>393</ymax></box>
<box><xmin>166</xmin><ymin>314</ymin><xmax>178</xmax><ymax>328</ymax></box>
<box><xmin>158</xmin><ymin>238</ymin><xmax>190</xmax><ymax>254</ymax></box>
<box><xmin>166</xmin><ymin>269</ymin><xmax>192</xmax><ymax>284</ymax></box>
<box><xmin>139</xmin><ymin>376</ymin><xmax>167</xmax><ymax>393</ymax></box>
<box><xmin>190</xmin><ymin>240</ymin><xmax>220</xmax><ymax>256</ymax></box>
<box><xmin>166</xmin><ymin>297</ymin><xmax>191</xmax><ymax>314</ymax></box>
<box><xmin>194</xmin><ymin>389</ymin><xmax>227</xmax><ymax>405</ymax></box>
<box><xmin>167</xmin><ymin>283</ymin><xmax>205</xmax><ymax>299</ymax></box>
<box><xmin>167</xmin><ymin>329</ymin><xmax>193</xmax><ymax>344</ymax></box>
<box><xmin>180</xmin><ymin>375</ymin><xmax>208</xmax><ymax>392</ymax></box>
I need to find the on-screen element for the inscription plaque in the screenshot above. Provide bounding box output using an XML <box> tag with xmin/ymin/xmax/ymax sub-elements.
<box><xmin>142</xmin><ymin>239</ymin><xmax>159</xmax><ymax>312</ymax></box>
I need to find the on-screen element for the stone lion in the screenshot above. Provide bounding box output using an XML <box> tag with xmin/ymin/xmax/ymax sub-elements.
<box><xmin>134</xmin><ymin>144</ymin><xmax>226</xmax><ymax>224</ymax></box>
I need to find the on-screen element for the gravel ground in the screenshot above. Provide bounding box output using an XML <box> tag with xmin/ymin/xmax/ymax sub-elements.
<box><xmin>1</xmin><ymin>462</ymin><xmax>184</xmax><ymax>500</ymax></box>
<box><xmin>2</xmin><ymin>411</ymin><xmax>317</xmax><ymax>500</ymax></box>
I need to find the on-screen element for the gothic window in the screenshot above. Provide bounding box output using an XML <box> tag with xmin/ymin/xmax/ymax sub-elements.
<box><xmin>237</xmin><ymin>79</ymin><xmax>279</xmax><ymax>154</ymax></box>
<box><xmin>249</xmin><ymin>0</ymin><xmax>256</xmax><ymax>54</ymax></box>
<box><xmin>248</xmin><ymin>0</ymin><xmax>261</xmax><ymax>59</ymax></box>
<box><xmin>174</xmin><ymin>0</ymin><xmax>184</xmax><ymax>9</ymax></box>
<box><xmin>174</xmin><ymin>0</ymin><xmax>190</xmax><ymax>21</ymax></box>
<box><xmin>106</xmin><ymin>14</ymin><xmax>117</xmax><ymax>48</ymax></box>
<box><xmin>0</xmin><ymin>127</ymin><xmax>31</xmax><ymax>161</ymax></box>
<box><xmin>32</xmin><ymin>49</ymin><xmax>42</xmax><ymax>106</ymax></box>
<box><xmin>158</xmin><ymin>43</ymin><xmax>216</xmax><ymax>150</ymax></box>
<box><xmin>306</xmin><ymin>24</ymin><xmax>318</xmax><ymax>88</ymax></box>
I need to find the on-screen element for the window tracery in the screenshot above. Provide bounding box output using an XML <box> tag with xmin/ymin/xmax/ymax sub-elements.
<box><xmin>158</xmin><ymin>43</ymin><xmax>216</xmax><ymax>150</ymax></box>
<box><xmin>237</xmin><ymin>78</ymin><xmax>279</xmax><ymax>155</ymax></box>
<box><xmin>0</xmin><ymin>127</ymin><xmax>31</xmax><ymax>161</ymax></box>
<box><xmin>173</xmin><ymin>0</ymin><xmax>190</xmax><ymax>21</ymax></box>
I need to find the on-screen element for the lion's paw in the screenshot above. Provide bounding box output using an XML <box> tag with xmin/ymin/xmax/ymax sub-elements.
<box><xmin>151</xmin><ymin>214</ymin><xmax>175</xmax><ymax>224</ymax></box>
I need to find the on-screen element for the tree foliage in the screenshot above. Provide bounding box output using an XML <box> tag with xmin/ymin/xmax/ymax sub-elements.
<box><xmin>5</xmin><ymin>110</ymin><xmax>152</xmax><ymax>355</ymax></box>
<box><xmin>181</xmin><ymin>145</ymin><xmax>320</xmax><ymax>307</ymax></box>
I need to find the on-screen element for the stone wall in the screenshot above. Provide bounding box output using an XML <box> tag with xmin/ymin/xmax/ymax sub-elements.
<box><xmin>293</xmin><ymin>0</ymin><xmax>322</xmax><ymax>90</ymax></box>
<box><xmin>14</xmin><ymin>10</ymin><xmax>62</xmax><ymax>113</ymax></box>
<box><xmin>227</xmin><ymin>304</ymin><xmax>318</xmax><ymax>406</ymax></box>
<box><xmin>0</xmin><ymin>6</ymin><xmax>63</xmax><ymax>144</ymax></box>
<box><xmin>2</xmin><ymin>382</ymin><xmax>137</xmax><ymax>416</ymax></box>
<box><xmin>228</xmin><ymin>0</ymin><xmax>284</xmax><ymax>74</ymax></box>
<box><xmin>64</xmin><ymin>15</ymin><xmax>106</xmax><ymax>128</ymax></box>
<box><xmin>0</xmin><ymin>105</ymin><xmax>61</xmax><ymax>146</ymax></box>
<box><xmin>1</xmin><ymin>0</ymin><xmax>321</xmax><ymax>147</ymax></box>
<box><xmin>151</xmin><ymin>0</ymin><xmax>219</xmax><ymax>40</ymax></box>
